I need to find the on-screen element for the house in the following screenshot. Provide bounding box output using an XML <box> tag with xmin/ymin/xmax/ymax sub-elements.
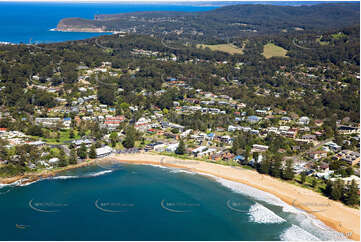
<box><xmin>334</xmin><ymin>150</ymin><xmax>360</xmax><ymax>166</ymax></box>
<box><xmin>27</xmin><ymin>141</ymin><xmax>46</xmax><ymax>147</ymax></box>
<box><xmin>192</xmin><ymin>146</ymin><xmax>208</xmax><ymax>156</ymax></box>
<box><xmin>73</xmin><ymin>139</ymin><xmax>93</xmax><ymax>147</ymax></box>
<box><xmin>207</xmin><ymin>133</ymin><xmax>215</xmax><ymax>141</ymax></box>
<box><xmin>298</xmin><ymin>116</ymin><xmax>310</xmax><ymax>125</ymax></box>
<box><xmin>247</xmin><ymin>116</ymin><xmax>261</xmax><ymax>123</ymax></box>
<box><xmin>323</xmin><ymin>142</ymin><xmax>342</xmax><ymax>152</ymax></box>
<box><xmin>48</xmin><ymin>157</ymin><xmax>60</xmax><ymax>164</ymax></box>
<box><xmin>154</xmin><ymin>144</ymin><xmax>167</xmax><ymax>152</ymax></box>
<box><xmin>35</xmin><ymin>117</ymin><xmax>61</xmax><ymax>127</ymax></box>
<box><xmin>234</xmin><ymin>155</ymin><xmax>245</xmax><ymax>163</ymax></box>
<box><xmin>252</xmin><ymin>144</ymin><xmax>269</xmax><ymax>152</ymax></box>
<box><xmin>180</xmin><ymin>129</ymin><xmax>192</xmax><ymax>138</ymax></box>
<box><xmin>166</xmin><ymin>143</ymin><xmax>179</xmax><ymax>153</ymax></box>
<box><xmin>330</xmin><ymin>175</ymin><xmax>360</xmax><ymax>188</ymax></box>
<box><xmin>309</xmin><ymin>150</ymin><xmax>328</xmax><ymax>160</ymax></box>
<box><xmin>168</xmin><ymin>123</ymin><xmax>185</xmax><ymax>132</ymax></box>
<box><xmin>302</xmin><ymin>134</ymin><xmax>316</xmax><ymax>141</ymax></box>
<box><xmin>198</xmin><ymin>148</ymin><xmax>217</xmax><ymax>158</ymax></box>
<box><xmin>337</xmin><ymin>125</ymin><xmax>360</xmax><ymax>135</ymax></box>
<box><xmin>220</xmin><ymin>135</ymin><xmax>232</xmax><ymax>144</ymax></box>
<box><xmin>96</xmin><ymin>146</ymin><xmax>113</xmax><ymax>158</ymax></box>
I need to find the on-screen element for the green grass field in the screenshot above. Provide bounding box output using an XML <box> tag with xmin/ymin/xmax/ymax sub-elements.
<box><xmin>197</xmin><ymin>43</ymin><xmax>244</xmax><ymax>55</ymax></box>
<box><xmin>262</xmin><ymin>43</ymin><xmax>288</xmax><ymax>59</ymax></box>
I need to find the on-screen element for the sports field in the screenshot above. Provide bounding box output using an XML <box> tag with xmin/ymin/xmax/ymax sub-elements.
<box><xmin>197</xmin><ymin>43</ymin><xmax>244</xmax><ymax>55</ymax></box>
<box><xmin>262</xmin><ymin>43</ymin><xmax>288</xmax><ymax>59</ymax></box>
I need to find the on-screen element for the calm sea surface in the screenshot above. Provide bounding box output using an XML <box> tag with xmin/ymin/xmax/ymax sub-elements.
<box><xmin>0</xmin><ymin>164</ymin><xmax>347</xmax><ymax>240</ymax></box>
<box><xmin>0</xmin><ymin>2</ymin><xmax>217</xmax><ymax>44</ymax></box>
<box><xmin>0</xmin><ymin>1</ymin><xmax>330</xmax><ymax>44</ymax></box>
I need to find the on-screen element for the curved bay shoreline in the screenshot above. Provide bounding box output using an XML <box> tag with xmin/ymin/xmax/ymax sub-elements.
<box><xmin>0</xmin><ymin>153</ymin><xmax>359</xmax><ymax>240</ymax></box>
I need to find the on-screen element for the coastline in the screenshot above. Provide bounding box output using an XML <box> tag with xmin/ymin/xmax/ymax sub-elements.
<box><xmin>104</xmin><ymin>153</ymin><xmax>360</xmax><ymax>241</ymax></box>
<box><xmin>0</xmin><ymin>160</ymin><xmax>96</xmax><ymax>186</ymax></box>
<box><xmin>51</xmin><ymin>28</ymin><xmax>116</xmax><ymax>34</ymax></box>
<box><xmin>0</xmin><ymin>153</ymin><xmax>359</xmax><ymax>240</ymax></box>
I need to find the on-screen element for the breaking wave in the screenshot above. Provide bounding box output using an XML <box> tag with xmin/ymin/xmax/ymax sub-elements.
<box><xmin>280</xmin><ymin>225</ymin><xmax>321</xmax><ymax>241</ymax></box>
<box><xmin>248</xmin><ymin>202</ymin><xmax>286</xmax><ymax>224</ymax></box>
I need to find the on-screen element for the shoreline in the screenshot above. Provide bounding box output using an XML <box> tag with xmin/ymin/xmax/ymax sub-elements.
<box><xmin>0</xmin><ymin>160</ymin><xmax>96</xmax><ymax>186</ymax></box>
<box><xmin>105</xmin><ymin>153</ymin><xmax>360</xmax><ymax>241</ymax></box>
<box><xmin>0</xmin><ymin>153</ymin><xmax>359</xmax><ymax>240</ymax></box>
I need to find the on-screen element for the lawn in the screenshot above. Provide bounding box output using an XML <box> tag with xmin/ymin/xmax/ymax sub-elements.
<box><xmin>197</xmin><ymin>43</ymin><xmax>244</xmax><ymax>55</ymax></box>
<box><xmin>262</xmin><ymin>43</ymin><xmax>288</xmax><ymax>59</ymax></box>
<box><xmin>316</xmin><ymin>36</ymin><xmax>329</xmax><ymax>46</ymax></box>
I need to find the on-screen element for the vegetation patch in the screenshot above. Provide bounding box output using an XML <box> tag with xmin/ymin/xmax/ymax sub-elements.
<box><xmin>197</xmin><ymin>43</ymin><xmax>244</xmax><ymax>55</ymax></box>
<box><xmin>262</xmin><ymin>43</ymin><xmax>288</xmax><ymax>59</ymax></box>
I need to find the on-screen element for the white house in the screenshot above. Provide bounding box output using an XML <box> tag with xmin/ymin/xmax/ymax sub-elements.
<box><xmin>96</xmin><ymin>146</ymin><xmax>113</xmax><ymax>158</ymax></box>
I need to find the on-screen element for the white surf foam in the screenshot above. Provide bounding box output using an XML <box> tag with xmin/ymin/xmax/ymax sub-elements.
<box><xmin>280</xmin><ymin>225</ymin><xmax>321</xmax><ymax>241</ymax></box>
<box><xmin>169</xmin><ymin>169</ymin><xmax>196</xmax><ymax>175</ymax></box>
<box><xmin>197</xmin><ymin>174</ymin><xmax>346</xmax><ymax>241</ymax></box>
<box><xmin>51</xmin><ymin>170</ymin><xmax>113</xmax><ymax>180</ymax></box>
<box><xmin>86</xmin><ymin>170</ymin><xmax>113</xmax><ymax>177</ymax></box>
<box><xmin>296</xmin><ymin>213</ymin><xmax>350</xmax><ymax>241</ymax></box>
<box><xmin>52</xmin><ymin>175</ymin><xmax>79</xmax><ymax>180</ymax></box>
<box><xmin>248</xmin><ymin>202</ymin><xmax>286</xmax><ymax>224</ymax></box>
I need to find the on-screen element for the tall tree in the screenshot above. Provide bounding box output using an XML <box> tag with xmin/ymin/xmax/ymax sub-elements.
<box><xmin>344</xmin><ymin>179</ymin><xmax>359</xmax><ymax>205</ymax></box>
<box><xmin>330</xmin><ymin>179</ymin><xmax>345</xmax><ymax>201</ymax></box>
<box><xmin>88</xmin><ymin>145</ymin><xmax>97</xmax><ymax>159</ymax></box>
<box><xmin>175</xmin><ymin>139</ymin><xmax>186</xmax><ymax>155</ymax></box>
<box><xmin>123</xmin><ymin>126</ymin><xmax>135</xmax><ymax>149</ymax></box>
<box><xmin>282</xmin><ymin>159</ymin><xmax>294</xmax><ymax>180</ymax></box>
<box><xmin>77</xmin><ymin>144</ymin><xmax>87</xmax><ymax>159</ymax></box>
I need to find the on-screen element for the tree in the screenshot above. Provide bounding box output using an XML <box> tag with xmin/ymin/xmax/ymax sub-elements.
<box><xmin>123</xmin><ymin>126</ymin><xmax>135</xmax><ymax>149</ymax></box>
<box><xmin>27</xmin><ymin>125</ymin><xmax>43</xmax><ymax>137</ymax></box>
<box><xmin>282</xmin><ymin>159</ymin><xmax>295</xmax><ymax>180</ymax></box>
<box><xmin>69</xmin><ymin>129</ymin><xmax>75</xmax><ymax>139</ymax></box>
<box><xmin>257</xmin><ymin>159</ymin><xmax>270</xmax><ymax>174</ymax></box>
<box><xmin>312</xmin><ymin>178</ymin><xmax>318</xmax><ymax>188</ymax></box>
<box><xmin>69</xmin><ymin>149</ymin><xmax>77</xmax><ymax>165</ymax></box>
<box><xmin>175</xmin><ymin>139</ymin><xmax>185</xmax><ymax>155</ymax></box>
<box><xmin>300</xmin><ymin>171</ymin><xmax>307</xmax><ymax>184</ymax></box>
<box><xmin>77</xmin><ymin>144</ymin><xmax>87</xmax><ymax>159</ymax></box>
<box><xmin>58</xmin><ymin>149</ymin><xmax>68</xmax><ymax>167</ymax></box>
<box><xmin>270</xmin><ymin>160</ymin><xmax>282</xmax><ymax>178</ymax></box>
<box><xmin>330</xmin><ymin>179</ymin><xmax>344</xmax><ymax>201</ymax></box>
<box><xmin>110</xmin><ymin>132</ymin><xmax>119</xmax><ymax>147</ymax></box>
<box><xmin>88</xmin><ymin>145</ymin><xmax>97</xmax><ymax>159</ymax></box>
<box><xmin>344</xmin><ymin>179</ymin><xmax>360</xmax><ymax>205</ymax></box>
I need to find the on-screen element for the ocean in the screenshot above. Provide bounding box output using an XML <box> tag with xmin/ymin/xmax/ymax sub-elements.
<box><xmin>0</xmin><ymin>2</ymin><xmax>217</xmax><ymax>44</ymax></box>
<box><xmin>0</xmin><ymin>163</ymin><xmax>347</xmax><ymax>241</ymax></box>
<box><xmin>0</xmin><ymin>1</ymin><xmax>331</xmax><ymax>44</ymax></box>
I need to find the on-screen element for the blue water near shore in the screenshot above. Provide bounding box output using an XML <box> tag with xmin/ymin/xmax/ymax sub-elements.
<box><xmin>0</xmin><ymin>163</ymin><xmax>347</xmax><ymax>241</ymax></box>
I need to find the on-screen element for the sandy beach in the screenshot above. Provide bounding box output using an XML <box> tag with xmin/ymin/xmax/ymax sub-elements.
<box><xmin>0</xmin><ymin>153</ymin><xmax>359</xmax><ymax>240</ymax></box>
<box><xmin>104</xmin><ymin>153</ymin><xmax>360</xmax><ymax>241</ymax></box>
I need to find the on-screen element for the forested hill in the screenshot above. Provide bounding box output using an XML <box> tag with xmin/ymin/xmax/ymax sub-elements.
<box><xmin>56</xmin><ymin>3</ymin><xmax>360</xmax><ymax>39</ymax></box>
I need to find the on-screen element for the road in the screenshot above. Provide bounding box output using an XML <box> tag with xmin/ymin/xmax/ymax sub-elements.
<box><xmin>284</xmin><ymin>137</ymin><xmax>333</xmax><ymax>164</ymax></box>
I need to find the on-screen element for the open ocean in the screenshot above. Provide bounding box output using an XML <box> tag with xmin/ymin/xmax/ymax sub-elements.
<box><xmin>0</xmin><ymin>1</ymin><xmax>331</xmax><ymax>44</ymax></box>
<box><xmin>0</xmin><ymin>164</ymin><xmax>348</xmax><ymax>241</ymax></box>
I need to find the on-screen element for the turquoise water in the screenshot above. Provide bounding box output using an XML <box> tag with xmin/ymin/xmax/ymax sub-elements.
<box><xmin>0</xmin><ymin>163</ymin><xmax>346</xmax><ymax>241</ymax></box>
